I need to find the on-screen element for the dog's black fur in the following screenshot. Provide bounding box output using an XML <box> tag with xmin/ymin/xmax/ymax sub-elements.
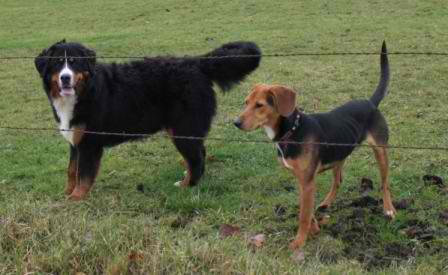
<box><xmin>35</xmin><ymin>40</ymin><xmax>261</xmax><ymax>197</ymax></box>
<box><xmin>234</xmin><ymin>42</ymin><xmax>394</xmax><ymax>252</ymax></box>
<box><xmin>274</xmin><ymin>41</ymin><xmax>389</xmax><ymax>165</ymax></box>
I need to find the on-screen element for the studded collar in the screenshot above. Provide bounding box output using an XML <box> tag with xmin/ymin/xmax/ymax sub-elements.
<box><xmin>275</xmin><ymin>108</ymin><xmax>301</xmax><ymax>147</ymax></box>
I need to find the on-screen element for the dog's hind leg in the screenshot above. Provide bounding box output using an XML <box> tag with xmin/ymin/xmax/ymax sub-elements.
<box><xmin>369</xmin><ymin>142</ymin><xmax>396</xmax><ymax>218</ymax></box>
<box><xmin>367</xmin><ymin>112</ymin><xmax>396</xmax><ymax>218</ymax></box>
<box><xmin>172</xmin><ymin>137</ymin><xmax>205</xmax><ymax>188</ymax></box>
<box><xmin>168</xmin><ymin>90</ymin><xmax>213</xmax><ymax>187</ymax></box>
<box><xmin>317</xmin><ymin>161</ymin><xmax>344</xmax><ymax>210</ymax></box>
<box><xmin>68</xmin><ymin>145</ymin><xmax>103</xmax><ymax>201</ymax></box>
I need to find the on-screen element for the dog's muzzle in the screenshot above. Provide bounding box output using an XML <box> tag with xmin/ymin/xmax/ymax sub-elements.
<box><xmin>60</xmin><ymin>74</ymin><xmax>72</xmax><ymax>88</ymax></box>
<box><xmin>233</xmin><ymin>118</ymin><xmax>243</xmax><ymax>129</ymax></box>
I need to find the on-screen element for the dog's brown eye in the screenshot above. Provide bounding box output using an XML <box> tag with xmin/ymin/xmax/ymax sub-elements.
<box><xmin>58</xmin><ymin>58</ymin><xmax>64</xmax><ymax>63</ymax></box>
<box><xmin>255</xmin><ymin>103</ymin><xmax>263</xmax><ymax>108</ymax></box>
<box><xmin>68</xmin><ymin>57</ymin><xmax>75</xmax><ymax>63</ymax></box>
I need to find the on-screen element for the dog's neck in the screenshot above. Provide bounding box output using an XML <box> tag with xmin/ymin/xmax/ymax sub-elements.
<box><xmin>264</xmin><ymin>109</ymin><xmax>301</xmax><ymax>142</ymax></box>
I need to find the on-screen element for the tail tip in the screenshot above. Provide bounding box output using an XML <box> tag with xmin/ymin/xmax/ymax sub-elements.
<box><xmin>381</xmin><ymin>40</ymin><xmax>387</xmax><ymax>54</ymax></box>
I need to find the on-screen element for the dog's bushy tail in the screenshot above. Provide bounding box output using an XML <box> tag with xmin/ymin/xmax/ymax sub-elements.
<box><xmin>370</xmin><ymin>41</ymin><xmax>390</xmax><ymax>107</ymax></box>
<box><xmin>199</xmin><ymin>41</ymin><xmax>261</xmax><ymax>91</ymax></box>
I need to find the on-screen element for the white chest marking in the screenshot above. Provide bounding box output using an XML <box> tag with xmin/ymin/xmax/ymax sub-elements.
<box><xmin>264</xmin><ymin>126</ymin><xmax>276</xmax><ymax>140</ymax></box>
<box><xmin>264</xmin><ymin>126</ymin><xmax>293</xmax><ymax>169</ymax></box>
<box><xmin>53</xmin><ymin>96</ymin><xmax>77</xmax><ymax>145</ymax></box>
<box><xmin>276</xmin><ymin>143</ymin><xmax>294</xmax><ymax>169</ymax></box>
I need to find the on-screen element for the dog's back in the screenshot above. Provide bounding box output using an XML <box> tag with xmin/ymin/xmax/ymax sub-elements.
<box><xmin>309</xmin><ymin>100</ymin><xmax>378</xmax><ymax>164</ymax></box>
<box><xmin>308</xmin><ymin>41</ymin><xmax>390</xmax><ymax>164</ymax></box>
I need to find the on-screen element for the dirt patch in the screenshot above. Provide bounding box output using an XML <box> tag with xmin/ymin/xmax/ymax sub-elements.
<box><xmin>171</xmin><ymin>216</ymin><xmax>193</xmax><ymax>229</ymax></box>
<box><xmin>393</xmin><ymin>198</ymin><xmax>413</xmax><ymax>210</ymax></box>
<box><xmin>359</xmin><ymin>177</ymin><xmax>374</xmax><ymax>195</ymax></box>
<box><xmin>274</xmin><ymin>204</ymin><xmax>287</xmax><ymax>219</ymax></box>
<box><xmin>136</xmin><ymin>184</ymin><xmax>145</xmax><ymax>193</ymax></box>
<box><xmin>320</xmin><ymin>184</ymin><xmax>446</xmax><ymax>271</ymax></box>
<box><xmin>422</xmin><ymin>175</ymin><xmax>444</xmax><ymax>188</ymax></box>
<box><xmin>324</xmin><ymin>197</ymin><xmax>414</xmax><ymax>270</ymax></box>
<box><xmin>401</xmin><ymin>219</ymin><xmax>436</xmax><ymax>242</ymax></box>
<box><xmin>439</xmin><ymin>210</ymin><xmax>448</xmax><ymax>225</ymax></box>
<box><xmin>349</xmin><ymin>196</ymin><xmax>379</xmax><ymax>208</ymax></box>
<box><xmin>219</xmin><ymin>224</ymin><xmax>241</xmax><ymax>239</ymax></box>
<box><xmin>282</xmin><ymin>182</ymin><xmax>295</xmax><ymax>192</ymax></box>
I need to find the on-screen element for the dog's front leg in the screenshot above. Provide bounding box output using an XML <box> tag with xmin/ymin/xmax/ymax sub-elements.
<box><xmin>65</xmin><ymin>145</ymin><xmax>78</xmax><ymax>195</ymax></box>
<box><xmin>288</xmin><ymin>154</ymin><xmax>320</xmax><ymax>252</ymax></box>
<box><xmin>289</xmin><ymin>174</ymin><xmax>317</xmax><ymax>251</ymax></box>
<box><xmin>68</xmin><ymin>144</ymin><xmax>103</xmax><ymax>201</ymax></box>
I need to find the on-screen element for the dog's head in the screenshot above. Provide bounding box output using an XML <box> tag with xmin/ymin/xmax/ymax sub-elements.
<box><xmin>35</xmin><ymin>39</ymin><xmax>96</xmax><ymax>99</ymax></box>
<box><xmin>234</xmin><ymin>84</ymin><xmax>296</xmax><ymax>131</ymax></box>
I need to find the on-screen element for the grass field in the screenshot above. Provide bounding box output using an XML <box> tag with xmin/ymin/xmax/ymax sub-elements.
<box><xmin>1</xmin><ymin>0</ymin><xmax>448</xmax><ymax>274</ymax></box>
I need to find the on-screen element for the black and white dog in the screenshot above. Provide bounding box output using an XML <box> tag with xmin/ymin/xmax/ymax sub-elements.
<box><xmin>35</xmin><ymin>39</ymin><xmax>261</xmax><ymax>200</ymax></box>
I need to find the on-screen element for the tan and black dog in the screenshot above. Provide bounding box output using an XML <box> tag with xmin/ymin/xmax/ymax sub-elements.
<box><xmin>234</xmin><ymin>41</ymin><xmax>396</xmax><ymax>253</ymax></box>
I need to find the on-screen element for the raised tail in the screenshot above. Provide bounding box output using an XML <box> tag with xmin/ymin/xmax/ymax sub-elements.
<box><xmin>370</xmin><ymin>41</ymin><xmax>390</xmax><ymax>107</ymax></box>
<box><xmin>198</xmin><ymin>41</ymin><xmax>261</xmax><ymax>91</ymax></box>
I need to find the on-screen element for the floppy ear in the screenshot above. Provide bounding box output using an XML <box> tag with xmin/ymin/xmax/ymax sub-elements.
<box><xmin>83</xmin><ymin>47</ymin><xmax>96</xmax><ymax>75</ymax></box>
<box><xmin>35</xmin><ymin>48</ymin><xmax>50</xmax><ymax>78</ymax></box>
<box><xmin>268</xmin><ymin>85</ymin><xmax>297</xmax><ymax>117</ymax></box>
<box><xmin>34</xmin><ymin>39</ymin><xmax>66</xmax><ymax>78</ymax></box>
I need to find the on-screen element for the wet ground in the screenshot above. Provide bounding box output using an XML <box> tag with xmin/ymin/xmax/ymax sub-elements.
<box><xmin>313</xmin><ymin>175</ymin><xmax>448</xmax><ymax>270</ymax></box>
<box><xmin>162</xmin><ymin>174</ymin><xmax>448</xmax><ymax>270</ymax></box>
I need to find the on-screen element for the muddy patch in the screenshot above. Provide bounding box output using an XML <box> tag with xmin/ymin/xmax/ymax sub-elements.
<box><xmin>320</xmin><ymin>183</ymin><xmax>447</xmax><ymax>271</ymax></box>
<box><xmin>323</xmin><ymin>197</ymin><xmax>414</xmax><ymax>270</ymax></box>
<box><xmin>422</xmin><ymin>175</ymin><xmax>444</xmax><ymax>188</ymax></box>
<box><xmin>359</xmin><ymin>177</ymin><xmax>374</xmax><ymax>195</ymax></box>
<box><xmin>274</xmin><ymin>204</ymin><xmax>287</xmax><ymax>220</ymax></box>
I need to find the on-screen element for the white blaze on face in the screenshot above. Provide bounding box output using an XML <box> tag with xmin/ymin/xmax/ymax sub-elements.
<box><xmin>58</xmin><ymin>50</ymin><xmax>75</xmax><ymax>97</ymax></box>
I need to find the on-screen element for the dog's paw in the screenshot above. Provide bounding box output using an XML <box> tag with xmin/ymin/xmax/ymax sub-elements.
<box><xmin>174</xmin><ymin>180</ymin><xmax>189</xmax><ymax>188</ymax></box>
<box><xmin>67</xmin><ymin>193</ymin><xmax>83</xmax><ymax>201</ymax></box>
<box><xmin>173</xmin><ymin>172</ymin><xmax>188</xmax><ymax>187</ymax></box>
<box><xmin>64</xmin><ymin>181</ymin><xmax>76</xmax><ymax>195</ymax></box>
<box><xmin>64</xmin><ymin>186</ymin><xmax>75</xmax><ymax>196</ymax></box>
<box><xmin>288</xmin><ymin>240</ymin><xmax>300</xmax><ymax>251</ymax></box>
<box><xmin>384</xmin><ymin>209</ymin><xmax>396</xmax><ymax>220</ymax></box>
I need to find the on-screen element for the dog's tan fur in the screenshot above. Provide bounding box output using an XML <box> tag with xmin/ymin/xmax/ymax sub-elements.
<box><xmin>236</xmin><ymin>84</ymin><xmax>396</xmax><ymax>253</ymax></box>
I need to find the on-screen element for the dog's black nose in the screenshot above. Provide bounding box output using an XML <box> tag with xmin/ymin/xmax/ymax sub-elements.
<box><xmin>60</xmin><ymin>74</ymin><xmax>71</xmax><ymax>85</ymax></box>
<box><xmin>233</xmin><ymin>118</ymin><xmax>242</xmax><ymax>129</ymax></box>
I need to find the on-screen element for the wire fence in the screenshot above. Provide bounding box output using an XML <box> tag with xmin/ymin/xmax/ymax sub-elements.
<box><xmin>1</xmin><ymin>49</ymin><xmax>448</xmax><ymax>152</ymax></box>
<box><xmin>1</xmin><ymin>126</ymin><xmax>448</xmax><ymax>151</ymax></box>
<box><xmin>2</xmin><ymin>51</ymin><xmax>448</xmax><ymax>60</ymax></box>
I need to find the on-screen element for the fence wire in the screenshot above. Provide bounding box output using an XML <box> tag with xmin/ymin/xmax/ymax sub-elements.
<box><xmin>0</xmin><ymin>49</ymin><xmax>447</xmax><ymax>152</ymax></box>
<box><xmin>1</xmin><ymin>51</ymin><xmax>448</xmax><ymax>61</ymax></box>
<box><xmin>1</xmin><ymin>126</ymin><xmax>447</xmax><ymax>151</ymax></box>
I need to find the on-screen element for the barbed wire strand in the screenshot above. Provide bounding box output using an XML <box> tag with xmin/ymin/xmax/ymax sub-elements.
<box><xmin>1</xmin><ymin>51</ymin><xmax>447</xmax><ymax>151</ymax></box>
<box><xmin>1</xmin><ymin>51</ymin><xmax>448</xmax><ymax>60</ymax></box>
<box><xmin>1</xmin><ymin>126</ymin><xmax>447</xmax><ymax>151</ymax></box>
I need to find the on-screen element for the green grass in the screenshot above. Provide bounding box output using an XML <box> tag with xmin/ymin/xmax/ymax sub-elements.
<box><xmin>1</xmin><ymin>0</ymin><xmax>448</xmax><ymax>273</ymax></box>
